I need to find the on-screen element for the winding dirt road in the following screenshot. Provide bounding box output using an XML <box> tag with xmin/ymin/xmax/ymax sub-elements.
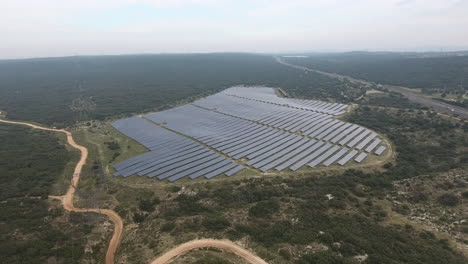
<box><xmin>150</xmin><ymin>239</ymin><xmax>268</xmax><ymax>264</ymax></box>
<box><xmin>0</xmin><ymin>119</ymin><xmax>123</xmax><ymax>264</ymax></box>
<box><xmin>0</xmin><ymin>118</ymin><xmax>269</xmax><ymax>264</ymax></box>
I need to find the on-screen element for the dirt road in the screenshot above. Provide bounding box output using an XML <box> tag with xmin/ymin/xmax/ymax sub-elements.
<box><xmin>275</xmin><ymin>56</ymin><xmax>468</xmax><ymax>119</ymax></box>
<box><xmin>0</xmin><ymin>119</ymin><xmax>123</xmax><ymax>264</ymax></box>
<box><xmin>1</xmin><ymin>119</ymin><xmax>269</xmax><ymax>264</ymax></box>
<box><xmin>150</xmin><ymin>239</ymin><xmax>268</xmax><ymax>264</ymax></box>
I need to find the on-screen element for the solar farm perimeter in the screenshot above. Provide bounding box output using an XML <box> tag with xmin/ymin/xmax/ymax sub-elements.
<box><xmin>112</xmin><ymin>87</ymin><xmax>388</xmax><ymax>182</ymax></box>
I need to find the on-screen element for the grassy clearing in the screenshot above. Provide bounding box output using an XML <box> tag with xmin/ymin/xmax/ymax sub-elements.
<box><xmin>74</xmin><ymin>120</ymin><xmax>148</xmax><ymax>176</ymax></box>
<box><xmin>430</xmin><ymin>92</ymin><xmax>461</xmax><ymax>101</ymax></box>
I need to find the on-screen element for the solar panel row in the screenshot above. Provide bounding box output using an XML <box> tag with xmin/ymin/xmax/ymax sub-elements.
<box><xmin>365</xmin><ymin>138</ymin><xmax>382</xmax><ymax>153</ymax></box>
<box><xmin>338</xmin><ymin>150</ymin><xmax>358</xmax><ymax>165</ymax></box>
<box><xmin>323</xmin><ymin>147</ymin><xmax>349</xmax><ymax>166</ymax></box>
<box><xmin>354</xmin><ymin>152</ymin><xmax>368</xmax><ymax>163</ymax></box>
<box><xmin>375</xmin><ymin>146</ymin><xmax>387</xmax><ymax>156</ymax></box>
<box><xmin>223</xmin><ymin>86</ymin><xmax>348</xmax><ymax>115</ymax></box>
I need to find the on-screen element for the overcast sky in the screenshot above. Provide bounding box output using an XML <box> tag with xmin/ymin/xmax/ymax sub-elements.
<box><xmin>1</xmin><ymin>0</ymin><xmax>468</xmax><ymax>59</ymax></box>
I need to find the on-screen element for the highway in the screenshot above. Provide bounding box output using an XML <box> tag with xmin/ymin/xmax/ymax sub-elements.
<box><xmin>275</xmin><ymin>56</ymin><xmax>468</xmax><ymax>119</ymax></box>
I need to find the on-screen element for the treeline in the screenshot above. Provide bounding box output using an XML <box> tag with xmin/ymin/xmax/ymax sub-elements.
<box><xmin>0</xmin><ymin>124</ymin><xmax>99</xmax><ymax>263</ymax></box>
<box><xmin>283</xmin><ymin>52</ymin><xmax>468</xmax><ymax>94</ymax></box>
<box><xmin>0</xmin><ymin>53</ymin><xmax>345</xmax><ymax>127</ymax></box>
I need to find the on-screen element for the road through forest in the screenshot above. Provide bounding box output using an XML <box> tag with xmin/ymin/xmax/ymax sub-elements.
<box><xmin>275</xmin><ymin>56</ymin><xmax>468</xmax><ymax>119</ymax></box>
<box><xmin>0</xmin><ymin>119</ymin><xmax>268</xmax><ymax>264</ymax></box>
<box><xmin>0</xmin><ymin>119</ymin><xmax>123</xmax><ymax>264</ymax></box>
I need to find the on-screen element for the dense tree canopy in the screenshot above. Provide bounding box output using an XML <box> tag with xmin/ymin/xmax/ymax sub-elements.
<box><xmin>0</xmin><ymin>124</ymin><xmax>101</xmax><ymax>263</ymax></box>
<box><xmin>283</xmin><ymin>52</ymin><xmax>468</xmax><ymax>94</ymax></box>
<box><xmin>0</xmin><ymin>53</ymin><xmax>346</xmax><ymax>126</ymax></box>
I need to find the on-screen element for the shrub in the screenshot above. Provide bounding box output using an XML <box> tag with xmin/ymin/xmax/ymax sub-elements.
<box><xmin>437</xmin><ymin>193</ymin><xmax>460</xmax><ymax>207</ymax></box>
<box><xmin>160</xmin><ymin>222</ymin><xmax>176</xmax><ymax>233</ymax></box>
<box><xmin>202</xmin><ymin>216</ymin><xmax>231</xmax><ymax>231</ymax></box>
<box><xmin>248</xmin><ymin>199</ymin><xmax>280</xmax><ymax>218</ymax></box>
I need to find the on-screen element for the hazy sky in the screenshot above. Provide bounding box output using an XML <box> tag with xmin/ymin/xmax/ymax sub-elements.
<box><xmin>1</xmin><ymin>0</ymin><xmax>468</xmax><ymax>59</ymax></box>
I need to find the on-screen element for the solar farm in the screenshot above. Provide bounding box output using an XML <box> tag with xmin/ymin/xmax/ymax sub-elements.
<box><xmin>112</xmin><ymin>87</ymin><xmax>388</xmax><ymax>182</ymax></box>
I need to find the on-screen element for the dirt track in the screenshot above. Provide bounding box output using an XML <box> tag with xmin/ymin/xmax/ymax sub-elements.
<box><xmin>0</xmin><ymin>119</ymin><xmax>269</xmax><ymax>264</ymax></box>
<box><xmin>150</xmin><ymin>239</ymin><xmax>268</xmax><ymax>264</ymax></box>
<box><xmin>0</xmin><ymin>119</ymin><xmax>123</xmax><ymax>264</ymax></box>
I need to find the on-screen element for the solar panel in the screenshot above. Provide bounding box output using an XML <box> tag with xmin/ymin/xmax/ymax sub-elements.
<box><xmin>115</xmin><ymin>144</ymin><xmax>204</xmax><ymax>175</ymax></box>
<box><xmin>189</xmin><ymin>160</ymin><xmax>232</xmax><ymax>179</ymax></box>
<box><xmin>126</xmin><ymin>147</ymin><xmax>209</xmax><ymax>177</ymax></box>
<box><xmin>316</xmin><ymin>121</ymin><xmax>345</xmax><ymax>139</ymax></box>
<box><xmin>375</xmin><ymin>146</ymin><xmax>386</xmax><ymax>156</ymax></box>
<box><xmin>308</xmin><ymin>120</ymin><xmax>340</xmax><ymax>138</ymax></box>
<box><xmin>252</xmin><ymin>138</ymin><xmax>308</xmax><ymax>170</ymax></box>
<box><xmin>289</xmin><ymin>143</ymin><xmax>332</xmax><ymax>171</ymax></box>
<box><xmin>204</xmin><ymin>163</ymin><xmax>238</xmax><ymax>179</ymax></box>
<box><xmin>347</xmin><ymin>129</ymin><xmax>371</xmax><ymax>148</ymax></box>
<box><xmin>322</xmin><ymin>123</ymin><xmax>352</xmax><ymax>141</ymax></box>
<box><xmin>247</xmin><ymin>136</ymin><xmax>303</xmax><ymax>165</ymax></box>
<box><xmin>260</xmin><ymin>139</ymin><xmax>316</xmax><ymax>171</ymax></box>
<box><xmin>216</xmin><ymin>127</ymin><xmax>273</xmax><ymax>150</ymax></box>
<box><xmin>246</xmin><ymin>135</ymin><xmax>297</xmax><ymax>159</ymax></box>
<box><xmin>168</xmin><ymin>156</ymin><xmax>226</xmax><ymax>180</ymax></box>
<box><xmin>227</xmin><ymin>131</ymin><xmax>285</xmax><ymax>157</ymax></box>
<box><xmin>308</xmin><ymin>145</ymin><xmax>340</xmax><ymax>167</ymax></box>
<box><xmin>365</xmin><ymin>138</ymin><xmax>382</xmax><ymax>153</ymax></box>
<box><xmin>225</xmin><ymin>165</ymin><xmax>244</xmax><ymax>176</ymax></box>
<box><xmin>354</xmin><ymin>152</ymin><xmax>367</xmax><ymax>163</ymax></box>
<box><xmin>338</xmin><ymin>127</ymin><xmax>364</xmax><ymax>146</ymax></box>
<box><xmin>330</xmin><ymin>125</ymin><xmax>358</xmax><ymax>143</ymax></box>
<box><xmin>304</xmin><ymin>118</ymin><xmax>335</xmax><ymax>135</ymax></box>
<box><xmin>355</xmin><ymin>132</ymin><xmax>377</xmax><ymax>150</ymax></box>
<box><xmin>157</xmin><ymin>155</ymin><xmax>219</xmax><ymax>180</ymax></box>
<box><xmin>275</xmin><ymin>140</ymin><xmax>323</xmax><ymax>171</ymax></box>
<box><xmin>338</xmin><ymin>150</ymin><xmax>358</xmax><ymax>165</ymax></box>
<box><xmin>147</xmin><ymin>151</ymin><xmax>214</xmax><ymax>178</ymax></box>
<box><xmin>323</xmin><ymin>147</ymin><xmax>349</xmax><ymax>166</ymax></box>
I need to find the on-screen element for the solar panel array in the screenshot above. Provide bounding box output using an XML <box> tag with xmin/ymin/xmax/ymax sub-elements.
<box><xmin>111</xmin><ymin>87</ymin><xmax>388</xmax><ymax>181</ymax></box>
<box><xmin>112</xmin><ymin>117</ymin><xmax>244</xmax><ymax>182</ymax></box>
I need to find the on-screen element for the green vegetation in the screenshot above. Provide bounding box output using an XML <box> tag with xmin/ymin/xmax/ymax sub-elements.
<box><xmin>0</xmin><ymin>125</ymin><xmax>69</xmax><ymax>200</ymax></box>
<box><xmin>361</xmin><ymin>92</ymin><xmax>424</xmax><ymax>109</ymax></box>
<box><xmin>193</xmin><ymin>253</ymin><xmax>233</xmax><ymax>264</ymax></box>
<box><xmin>283</xmin><ymin>52</ymin><xmax>468</xmax><ymax>99</ymax></box>
<box><xmin>0</xmin><ymin>123</ymin><xmax>107</xmax><ymax>263</ymax></box>
<box><xmin>0</xmin><ymin>53</ymin><xmax>347</xmax><ymax>127</ymax></box>
<box><xmin>437</xmin><ymin>193</ymin><xmax>460</xmax><ymax>207</ymax></box>
<box><xmin>347</xmin><ymin>107</ymin><xmax>467</xmax><ymax>179</ymax></box>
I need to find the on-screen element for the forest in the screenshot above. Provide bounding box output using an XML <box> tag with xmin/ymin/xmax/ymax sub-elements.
<box><xmin>0</xmin><ymin>124</ymin><xmax>105</xmax><ymax>263</ymax></box>
<box><xmin>282</xmin><ymin>52</ymin><xmax>468</xmax><ymax>95</ymax></box>
<box><xmin>0</xmin><ymin>53</ymin><xmax>349</xmax><ymax>127</ymax></box>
